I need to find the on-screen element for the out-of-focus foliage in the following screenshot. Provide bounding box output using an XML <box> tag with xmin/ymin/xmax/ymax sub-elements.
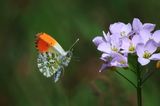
<box><xmin>0</xmin><ymin>0</ymin><xmax>160</xmax><ymax>106</ymax></box>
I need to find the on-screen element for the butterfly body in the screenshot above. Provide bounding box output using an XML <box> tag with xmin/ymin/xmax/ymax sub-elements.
<box><xmin>35</xmin><ymin>33</ymin><xmax>77</xmax><ymax>82</ymax></box>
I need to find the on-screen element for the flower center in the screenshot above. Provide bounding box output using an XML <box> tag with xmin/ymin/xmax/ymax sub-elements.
<box><xmin>129</xmin><ymin>44</ymin><xmax>135</xmax><ymax>52</ymax></box>
<box><xmin>120</xmin><ymin>60</ymin><xmax>126</xmax><ymax>64</ymax></box>
<box><xmin>120</xmin><ymin>31</ymin><xmax>126</xmax><ymax>36</ymax></box>
<box><xmin>111</xmin><ymin>46</ymin><xmax>118</xmax><ymax>52</ymax></box>
<box><xmin>143</xmin><ymin>50</ymin><xmax>151</xmax><ymax>58</ymax></box>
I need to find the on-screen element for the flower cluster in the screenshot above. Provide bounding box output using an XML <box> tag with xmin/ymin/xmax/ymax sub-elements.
<box><xmin>93</xmin><ymin>18</ymin><xmax>160</xmax><ymax>72</ymax></box>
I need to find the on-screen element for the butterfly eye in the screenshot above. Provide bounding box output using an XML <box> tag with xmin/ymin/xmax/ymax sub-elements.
<box><xmin>66</xmin><ymin>51</ymin><xmax>72</xmax><ymax>57</ymax></box>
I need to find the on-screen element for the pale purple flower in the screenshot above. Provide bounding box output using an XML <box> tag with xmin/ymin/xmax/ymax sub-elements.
<box><xmin>132</xmin><ymin>18</ymin><xmax>155</xmax><ymax>34</ymax></box>
<box><xmin>97</xmin><ymin>34</ymin><xmax>122</xmax><ymax>53</ymax></box>
<box><xmin>110</xmin><ymin>52</ymin><xmax>128</xmax><ymax>67</ymax></box>
<box><xmin>136</xmin><ymin>40</ymin><xmax>160</xmax><ymax>65</ymax></box>
<box><xmin>93</xmin><ymin>18</ymin><xmax>160</xmax><ymax>71</ymax></box>
<box><xmin>109</xmin><ymin>22</ymin><xmax>132</xmax><ymax>37</ymax></box>
<box><xmin>92</xmin><ymin>31</ymin><xmax>110</xmax><ymax>46</ymax></box>
<box><xmin>138</xmin><ymin>30</ymin><xmax>160</xmax><ymax>46</ymax></box>
<box><xmin>99</xmin><ymin>53</ymin><xmax>112</xmax><ymax>72</ymax></box>
<box><xmin>99</xmin><ymin>52</ymin><xmax>128</xmax><ymax>72</ymax></box>
<box><xmin>121</xmin><ymin>35</ymin><xmax>141</xmax><ymax>53</ymax></box>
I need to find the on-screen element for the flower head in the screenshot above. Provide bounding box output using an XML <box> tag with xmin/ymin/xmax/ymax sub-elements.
<box><xmin>99</xmin><ymin>52</ymin><xmax>128</xmax><ymax>72</ymax></box>
<box><xmin>93</xmin><ymin>18</ymin><xmax>160</xmax><ymax>71</ymax></box>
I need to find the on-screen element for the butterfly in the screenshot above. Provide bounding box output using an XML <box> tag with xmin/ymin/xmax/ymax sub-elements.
<box><xmin>35</xmin><ymin>33</ymin><xmax>79</xmax><ymax>82</ymax></box>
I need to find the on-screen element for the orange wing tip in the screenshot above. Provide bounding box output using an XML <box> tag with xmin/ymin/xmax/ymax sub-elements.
<box><xmin>35</xmin><ymin>32</ymin><xmax>57</xmax><ymax>53</ymax></box>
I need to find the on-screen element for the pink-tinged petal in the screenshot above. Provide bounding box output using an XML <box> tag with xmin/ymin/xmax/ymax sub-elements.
<box><xmin>139</xmin><ymin>30</ymin><xmax>151</xmax><ymax>43</ymax></box>
<box><xmin>152</xmin><ymin>30</ymin><xmax>160</xmax><ymax>43</ymax></box>
<box><xmin>92</xmin><ymin>36</ymin><xmax>104</xmax><ymax>46</ymax></box>
<box><xmin>143</xmin><ymin>23</ymin><xmax>155</xmax><ymax>32</ymax></box>
<box><xmin>145</xmin><ymin>40</ymin><xmax>157</xmax><ymax>54</ymax></box>
<box><xmin>109</xmin><ymin>22</ymin><xmax>125</xmax><ymax>34</ymax></box>
<box><xmin>136</xmin><ymin>43</ymin><xmax>144</xmax><ymax>57</ymax></box>
<box><xmin>97</xmin><ymin>42</ymin><xmax>111</xmax><ymax>53</ymax></box>
<box><xmin>149</xmin><ymin>53</ymin><xmax>160</xmax><ymax>60</ymax></box>
<box><xmin>138</xmin><ymin>57</ymin><xmax>150</xmax><ymax>66</ymax></box>
<box><xmin>132</xmin><ymin>18</ymin><xmax>143</xmax><ymax>32</ymax></box>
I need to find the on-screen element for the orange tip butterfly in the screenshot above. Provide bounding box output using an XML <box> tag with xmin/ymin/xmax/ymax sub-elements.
<box><xmin>35</xmin><ymin>33</ymin><xmax>79</xmax><ymax>82</ymax></box>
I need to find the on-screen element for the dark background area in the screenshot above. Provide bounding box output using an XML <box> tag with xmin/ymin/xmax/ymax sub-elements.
<box><xmin>0</xmin><ymin>0</ymin><xmax>160</xmax><ymax>106</ymax></box>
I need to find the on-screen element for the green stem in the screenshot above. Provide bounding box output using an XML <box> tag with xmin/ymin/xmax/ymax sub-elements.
<box><xmin>115</xmin><ymin>71</ymin><xmax>137</xmax><ymax>88</ymax></box>
<box><xmin>137</xmin><ymin>66</ymin><xmax>142</xmax><ymax>106</ymax></box>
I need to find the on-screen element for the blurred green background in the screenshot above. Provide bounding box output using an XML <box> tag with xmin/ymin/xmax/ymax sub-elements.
<box><xmin>1</xmin><ymin>0</ymin><xmax>160</xmax><ymax>106</ymax></box>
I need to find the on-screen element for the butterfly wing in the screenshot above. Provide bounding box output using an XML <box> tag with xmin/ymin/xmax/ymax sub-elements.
<box><xmin>37</xmin><ymin>52</ymin><xmax>60</xmax><ymax>77</ymax></box>
<box><xmin>35</xmin><ymin>33</ymin><xmax>77</xmax><ymax>82</ymax></box>
<box><xmin>53</xmin><ymin>52</ymin><xmax>73</xmax><ymax>82</ymax></box>
<box><xmin>36</xmin><ymin>33</ymin><xmax>67</xmax><ymax>56</ymax></box>
<box><xmin>53</xmin><ymin>67</ymin><xmax>63</xmax><ymax>82</ymax></box>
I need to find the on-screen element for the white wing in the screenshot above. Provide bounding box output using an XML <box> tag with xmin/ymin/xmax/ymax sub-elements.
<box><xmin>37</xmin><ymin>52</ymin><xmax>58</xmax><ymax>77</ymax></box>
<box><xmin>49</xmin><ymin>43</ymin><xmax>67</xmax><ymax>56</ymax></box>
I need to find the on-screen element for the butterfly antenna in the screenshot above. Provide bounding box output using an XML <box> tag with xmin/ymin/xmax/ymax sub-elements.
<box><xmin>69</xmin><ymin>38</ymin><xmax>79</xmax><ymax>51</ymax></box>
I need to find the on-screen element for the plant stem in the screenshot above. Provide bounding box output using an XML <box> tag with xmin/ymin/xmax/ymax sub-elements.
<box><xmin>137</xmin><ymin>66</ymin><xmax>142</xmax><ymax>106</ymax></box>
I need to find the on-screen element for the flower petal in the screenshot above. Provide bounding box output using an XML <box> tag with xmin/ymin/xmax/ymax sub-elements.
<box><xmin>139</xmin><ymin>30</ymin><xmax>151</xmax><ymax>44</ymax></box>
<box><xmin>143</xmin><ymin>23</ymin><xmax>155</xmax><ymax>32</ymax></box>
<box><xmin>136</xmin><ymin>43</ymin><xmax>144</xmax><ymax>57</ymax></box>
<box><xmin>132</xmin><ymin>34</ymin><xmax>142</xmax><ymax>46</ymax></box>
<box><xmin>121</xmin><ymin>37</ymin><xmax>130</xmax><ymax>51</ymax></box>
<box><xmin>97</xmin><ymin>42</ymin><xmax>111</xmax><ymax>53</ymax></box>
<box><xmin>110</xmin><ymin>53</ymin><xmax>128</xmax><ymax>67</ymax></box>
<box><xmin>92</xmin><ymin>36</ymin><xmax>104</xmax><ymax>46</ymax></box>
<box><xmin>100</xmin><ymin>53</ymin><xmax>110</xmax><ymax>61</ymax></box>
<box><xmin>103</xmin><ymin>31</ymin><xmax>110</xmax><ymax>42</ymax></box>
<box><xmin>132</xmin><ymin>18</ymin><xmax>143</xmax><ymax>33</ymax></box>
<box><xmin>149</xmin><ymin>53</ymin><xmax>160</xmax><ymax>60</ymax></box>
<box><xmin>152</xmin><ymin>30</ymin><xmax>160</xmax><ymax>44</ymax></box>
<box><xmin>121</xmin><ymin>23</ymin><xmax>132</xmax><ymax>36</ymax></box>
<box><xmin>109</xmin><ymin>22</ymin><xmax>125</xmax><ymax>34</ymax></box>
<box><xmin>110</xmin><ymin>34</ymin><xmax>122</xmax><ymax>49</ymax></box>
<box><xmin>145</xmin><ymin>40</ymin><xmax>157</xmax><ymax>54</ymax></box>
<box><xmin>99</xmin><ymin>63</ymin><xmax>110</xmax><ymax>72</ymax></box>
<box><xmin>138</xmin><ymin>57</ymin><xmax>150</xmax><ymax>66</ymax></box>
